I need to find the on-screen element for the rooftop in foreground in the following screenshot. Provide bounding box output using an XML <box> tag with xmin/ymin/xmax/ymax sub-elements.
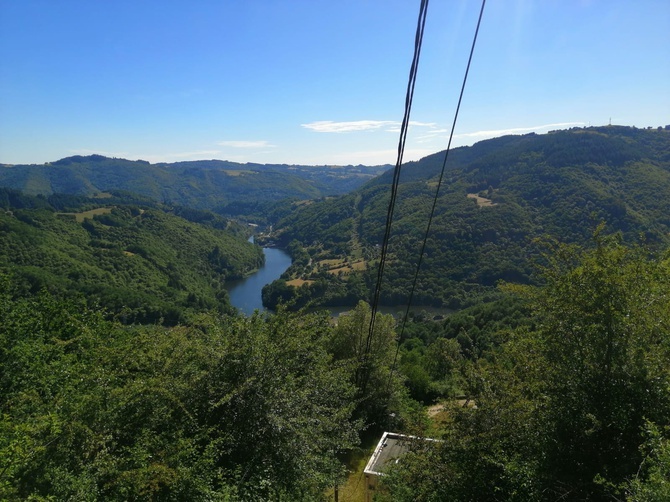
<box><xmin>363</xmin><ymin>431</ymin><xmax>439</xmax><ymax>502</ymax></box>
<box><xmin>364</xmin><ymin>432</ymin><xmax>413</xmax><ymax>476</ymax></box>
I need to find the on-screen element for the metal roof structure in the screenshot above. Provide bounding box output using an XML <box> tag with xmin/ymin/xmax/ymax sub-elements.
<box><xmin>363</xmin><ymin>431</ymin><xmax>439</xmax><ymax>502</ymax></box>
<box><xmin>364</xmin><ymin>432</ymin><xmax>413</xmax><ymax>476</ymax></box>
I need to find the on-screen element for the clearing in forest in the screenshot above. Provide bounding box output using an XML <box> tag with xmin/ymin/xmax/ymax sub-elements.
<box><xmin>58</xmin><ymin>207</ymin><xmax>113</xmax><ymax>222</ymax></box>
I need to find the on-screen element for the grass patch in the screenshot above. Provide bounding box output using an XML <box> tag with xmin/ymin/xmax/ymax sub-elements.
<box><xmin>286</xmin><ymin>278</ymin><xmax>314</xmax><ymax>287</ymax></box>
<box><xmin>293</xmin><ymin>199</ymin><xmax>314</xmax><ymax>207</ymax></box>
<box><xmin>467</xmin><ymin>193</ymin><xmax>496</xmax><ymax>207</ymax></box>
<box><xmin>326</xmin><ymin>444</ymin><xmax>377</xmax><ymax>502</ymax></box>
<box><xmin>350</xmin><ymin>260</ymin><xmax>366</xmax><ymax>271</ymax></box>
<box><xmin>58</xmin><ymin>207</ymin><xmax>113</xmax><ymax>223</ymax></box>
<box><xmin>318</xmin><ymin>258</ymin><xmax>345</xmax><ymax>268</ymax></box>
<box><xmin>328</xmin><ymin>266</ymin><xmax>351</xmax><ymax>275</ymax></box>
<box><xmin>324</xmin><ymin>259</ymin><xmax>367</xmax><ymax>276</ymax></box>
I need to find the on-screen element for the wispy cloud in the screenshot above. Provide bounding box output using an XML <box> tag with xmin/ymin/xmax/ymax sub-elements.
<box><xmin>385</xmin><ymin>121</ymin><xmax>437</xmax><ymax>133</ymax></box>
<box><xmin>302</xmin><ymin>120</ymin><xmax>396</xmax><ymax>133</ymax></box>
<box><xmin>303</xmin><ymin>120</ymin><xmax>437</xmax><ymax>133</ymax></box>
<box><xmin>454</xmin><ymin>122</ymin><xmax>585</xmax><ymax>140</ymax></box>
<box><xmin>217</xmin><ymin>140</ymin><xmax>276</xmax><ymax>148</ymax></box>
<box><xmin>409</xmin><ymin>121</ymin><xmax>438</xmax><ymax>128</ymax></box>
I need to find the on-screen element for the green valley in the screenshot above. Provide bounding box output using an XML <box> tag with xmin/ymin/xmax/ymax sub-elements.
<box><xmin>1</xmin><ymin>125</ymin><xmax>670</xmax><ymax>501</ymax></box>
<box><xmin>263</xmin><ymin>126</ymin><xmax>670</xmax><ymax>310</ymax></box>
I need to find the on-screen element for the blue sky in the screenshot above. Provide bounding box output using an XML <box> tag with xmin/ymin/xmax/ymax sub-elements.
<box><xmin>1</xmin><ymin>0</ymin><xmax>668</xmax><ymax>166</ymax></box>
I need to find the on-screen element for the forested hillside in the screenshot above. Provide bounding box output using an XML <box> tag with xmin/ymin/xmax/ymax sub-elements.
<box><xmin>379</xmin><ymin>237</ymin><xmax>670</xmax><ymax>501</ymax></box>
<box><xmin>2</xmin><ymin>235</ymin><xmax>668</xmax><ymax>501</ymax></box>
<box><xmin>1</xmin><ymin>126</ymin><xmax>670</xmax><ymax>500</ymax></box>
<box><xmin>0</xmin><ymin>189</ymin><xmax>263</xmax><ymax>324</ymax></box>
<box><xmin>265</xmin><ymin>126</ymin><xmax>670</xmax><ymax>310</ymax></box>
<box><xmin>0</xmin><ymin>155</ymin><xmax>388</xmax><ymax>213</ymax></box>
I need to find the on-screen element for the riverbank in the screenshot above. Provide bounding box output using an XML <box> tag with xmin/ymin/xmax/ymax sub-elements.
<box><xmin>225</xmin><ymin>246</ymin><xmax>292</xmax><ymax>316</ymax></box>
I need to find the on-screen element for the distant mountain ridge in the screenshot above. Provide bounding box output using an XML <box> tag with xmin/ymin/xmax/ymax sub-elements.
<box><xmin>0</xmin><ymin>155</ymin><xmax>389</xmax><ymax>211</ymax></box>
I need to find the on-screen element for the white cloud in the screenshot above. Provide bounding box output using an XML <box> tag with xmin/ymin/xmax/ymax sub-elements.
<box><xmin>414</xmin><ymin>130</ymin><xmax>450</xmax><ymax>143</ymax></box>
<box><xmin>303</xmin><ymin>120</ymin><xmax>437</xmax><ymax>134</ymax></box>
<box><xmin>385</xmin><ymin>121</ymin><xmax>437</xmax><ymax>133</ymax></box>
<box><xmin>302</xmin><ymin>120</ymin><xmax>396</xmax><ymax>133</ymax></box>
<box><xmin>414</xmin><ymin>122</ymin><xmax>588</xmax><ymax>146</ymax></box>
<box><xmin>409</xmin><ymin>121</ymin><xmax>438</xmax><ymax>128</ymax></box>
<box><xmin>217</xmin><ymin>140</ymin><xmax>276</xmax><ymax>148</ymax></box>
<box><xmin>454</xmin><ymin>122</ymin><xmax>585</xmax><ymax>141</ymax></box>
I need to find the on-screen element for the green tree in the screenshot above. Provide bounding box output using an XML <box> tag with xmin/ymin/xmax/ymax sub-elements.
<box><xmin>0</xmin><ymin>282</ymin><xmax>359</xmax><ymax>500</ymax></box>
<box><xmin>424</xmin><ymin>337</ymin><xmax>464</xmax><ymax>397</ymax></box>
<box><xmin>626</xmin><ymin>422</ymin><xmax>670</xmax><ymax>501</ymax></box>
<box><xmin>327</xmin><ymin>301</ymin><xmax>412</xmax><ymax>435</ymax></box>
<box><xmin>382</xmin><ymin>235</ymin><xmax>670</xmax><ymax>500</ymax></box>
<box><xmin>532</xmin><ymin>235</ymin><xmax>670</xmax><ymax>498</ymax></box>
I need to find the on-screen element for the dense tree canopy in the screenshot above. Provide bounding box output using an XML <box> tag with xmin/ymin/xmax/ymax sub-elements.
<box><xmin>380</xmin><ymin>235</ymin><xmax>670</xmax><ymax>501</ymax></box>
<box><xmin>0</xmin><ymin>284</ymin><xmax>360</xmax><ymax>500</ymax></box>
<box><xmin>0</xmin><ymin>191</ymin><xmax>263</xmax><ymax>324</ymax></box>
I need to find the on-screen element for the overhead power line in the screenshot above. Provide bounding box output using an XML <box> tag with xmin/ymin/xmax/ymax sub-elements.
<box><xmin>387</xmin><ymin>0</ymin><xmax>487</xmax><ymax>392</ymax></box>
<box><xmin>359</xmin><ymin>0</ymin><xmax>430</xmax><ymax>397</ymax></box>
<box><xmin>363</xmin><ymin>0</ymin><xmax>487</xmax><ymax>398</ymax></box>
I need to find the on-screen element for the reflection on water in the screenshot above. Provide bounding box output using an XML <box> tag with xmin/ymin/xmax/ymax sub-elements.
<box><xmin>226</xmin><ymin>247</ymin><xmax>292</xmax><ymax>316</ymax></box>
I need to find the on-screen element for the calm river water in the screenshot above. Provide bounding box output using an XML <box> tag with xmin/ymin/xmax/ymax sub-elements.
<box><xmin>226</xmin><ymin>243</ymin><xmax>452</xmax><ymax>319</ymax></box>
<box><xmin>226</xmin><ymin>247</ymin><xmax>292</xmax><ymax>316</ymax></box>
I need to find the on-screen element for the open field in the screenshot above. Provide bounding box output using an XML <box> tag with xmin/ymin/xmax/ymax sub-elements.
<box><xmin>317</xmin><ymin>258</ymin><xmax>367</xmax><ymax>276</ymax></box>
<box><xmin>319</xmin><ymin>258</ymin><xmax>345</xmax><ymax>267</ymax></box>
<box><xmin>350</xmin><ymin>260</ymin><xmax>366</xmax><ymax>271</ymax></box>
<box><xmin>58</xmin><ymin>207</ymin><xmax>113</xmax><ymax>222</ymax></box>
<box><xmin>467</xmin><ymin>193</ymin><xmax>496</xmax><ymax>207</ymax></box>
<box><xmin>286</xmin><ymin>278</ymin><xmax>314</xmax><ymax>287</ymax></box>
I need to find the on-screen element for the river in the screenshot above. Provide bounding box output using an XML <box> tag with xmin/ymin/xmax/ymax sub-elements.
<box><xmin>226</xmin><ymin>246</ymin><xmax>292</xmax><ymax>316</ymax></box>
<box><xmin>226</xmin><ymin>242</ymin><xmax>451</xmax><ymax>319</ymax></box>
